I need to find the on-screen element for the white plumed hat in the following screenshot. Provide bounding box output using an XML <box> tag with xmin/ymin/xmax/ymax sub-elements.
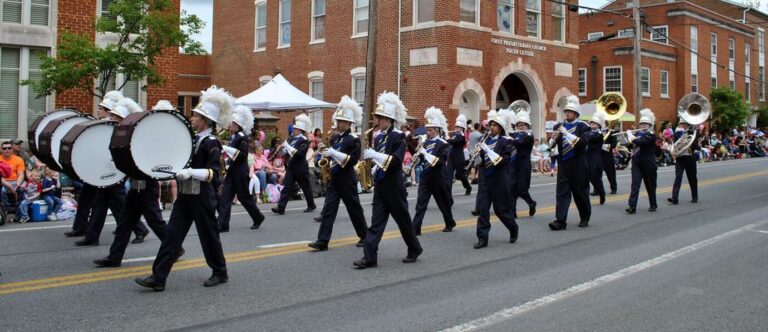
<box><xmin>455</xmin><ymin>114</ymin><xmax>467</xmax><ymax>129</ymax></box>
<box><xmin>639</xmin><ymin>108</ymin><xmax>656</xmax><ymax>126</ymax></box>
<box><xmin>375</xmin><ymin>91</ymin><xmax>407</xmax><ymax>127</ymax></box>
<box><xmin>590</xmin><ymin>110</ymin><xmax>607</xmax><ymax>128</ymax></box>
<box><xmin>293</xmin><ymin>113</ymin><xmax>313</xmax><ymax>133</ymax></box>
<box><xmin>334</xmin><ymin>95</ymin><xmax>362</xmax><ymax>125</ymax></box>
<box><xmin>194</xmin><ymin>85</ymin><xmax>234</xmax><ymax>124</ymax></box>
<box><xmin>99</xmin><ymin>90</ymin><xmax>124</xmax><ymax>111</ymax></box>
<box><xmin>110</xmin><ymin>97</ymin><xmax>142</xmax><ymax>119</ymax></box>
<box><xmin>233</xmin><ymin>105</ymin><xmax>255</xmax><ymax>135</ymax></box>
<box><xmin>151</xmin><ymin>100</ymin><xmax>176</xmax><ymax>111</ymax></box>
<box><xmin>562</xmin><ymin>95</ymin><xmax>581</xmax><ymax>115</ymax></box>
<box><xmin>424</xmin><ymin>107</ymin><xmax>448</xmax><ymax>133</ymax></box>
<box><xmin>497</xmin><ymin>108</ymin><xmax>517</xmax><ymax>135</ymax></box>
<box><xmin>516</xmin><ymin>108</ymin><xmax>531</xmax><ymax>126</ymax></box>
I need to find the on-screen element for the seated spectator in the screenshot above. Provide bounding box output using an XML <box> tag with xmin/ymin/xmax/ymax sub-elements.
<box><xmin>41</xmin><ymin>168</ymin><xmax>63</xmax><ymax>220</ymax></box>
<box><xmin>251</xmin><ymin>144</ymin><xmax>269</xmax><ymax>192</ymax></box>
<box><xmin>15</xmin><ymin>169</ymin><xmax>43</xmax><ymax>223</ymax></box>
<box><xmin>1</xmin><ymin>141</ymin><xmax>25</xmax><ymax>212</ymax></box>
<box><xmin>10</xmin><ymin>138</ymin><xmax>35</xmax><ymax>177</ymax></box>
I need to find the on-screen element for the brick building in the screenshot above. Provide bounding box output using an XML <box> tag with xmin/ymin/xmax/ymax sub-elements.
<box><xmin>0</xmin><ymin>0</ymin><xmax>182</xmax><ymax>140</ymax></box>
<box><xmin>579</xmin><ymin>0</ymin><xmax>768</xmax><ymax>128</ymax></box>
<box><xmin>212</xmin><ymin>0</ymin><xmax>581</xmax><ymax>139</ymax></box>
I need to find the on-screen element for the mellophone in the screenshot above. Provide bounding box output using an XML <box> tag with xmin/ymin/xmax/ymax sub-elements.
<box><xmin>28</xmin><ymin>108</ymin><xmax>195</xmax><ymax>188</ymax></box>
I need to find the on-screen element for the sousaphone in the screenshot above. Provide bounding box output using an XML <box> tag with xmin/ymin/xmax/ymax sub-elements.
<box><xmin>672</xmin><ymin>93</ymin><xmax>710</xmax><ymax>157</ymax></box>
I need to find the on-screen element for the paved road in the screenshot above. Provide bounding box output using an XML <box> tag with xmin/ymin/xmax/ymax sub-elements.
<box><xmin>1</xmin><ymin>158</ymin><xmax>767</xmax><ymax>331</ymax></box>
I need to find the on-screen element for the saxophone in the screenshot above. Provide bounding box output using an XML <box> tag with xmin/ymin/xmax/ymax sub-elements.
<box><xmin>317</xmin><ymin>135</ymin><xmax>332</xmax><ymax>186</ymax></box>
<box><xmin>356</xmin><ymin>128</ymin><xmax>375</xmax><ymax>191</ymax></box>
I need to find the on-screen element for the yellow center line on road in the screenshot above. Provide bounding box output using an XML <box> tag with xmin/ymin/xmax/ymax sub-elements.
<box><xmin>2</xmin><ymin>170</ymin><xmax>766</xmax><ymax>296</ymax></box>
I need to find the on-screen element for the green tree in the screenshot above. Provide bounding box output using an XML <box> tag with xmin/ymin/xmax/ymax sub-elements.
<box><xmin>755</xmin><ymin>106</ymin><xmax>768</xmax><ymax>129</ymax></box>
<box><xmin>709</xmin><ymin>87</ymin><xmax>750</xmax><ymax>131</ymax></box>
<box><xmin>22</xmin><ymin>0</ymin><xmax>204</xmax><ymax>99</ymax></box>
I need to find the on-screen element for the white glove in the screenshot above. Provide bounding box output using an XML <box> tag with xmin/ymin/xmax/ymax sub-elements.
<box><xmin>175</xmin><ymin>168</ymin><xmax>192</xmax><ymax>181</ymax></box>
<box><xmin>222</xmin><ymin>146</ymin><xmax>238</xmax><ymax>159</ymax></box>
<box><xmin>564</xmin><ymin>131</ymin><xmax>578</xmax><ymax>144</ymax></box>
<box><xmin>602</xmin><ymin>144</ymin><xmax>610</xmax><ymax>151</ymax></box>
<box><xmin>363</xmin><ymin>148</ymin><xmax>389</xmax><ymax>168</ymax></box>
<box><xmin>479</xmin><ymin>142</ymin><xmax>491</xmax><ymax>153</ymax></box>
<box><xmin>281</xmin><ymin>140</ymin><xmax>297</xmax><ymax>155</ymax></box>
<box><xmin>626</xmin><ymin>131</ymin><xmax>636</xmax><ymax>142</ymax></box>
<box><xmin>558</xmin><ymin>126</ymin><xmax>568</xmax><ymax>135</ymax></box>
<box><xmin>422</xmin><ymin>152</ymin><xmax>438</xmax><ymax>165</ymax></box>
<box><xmin>326</xmin><ymin>148</ymin><xmax>349</xmax><ymax>165</ymax></box>
<box><xmin>418</xmin><ymin>147</ymin><xmax>427</xmax><ymax>156</ymax></box>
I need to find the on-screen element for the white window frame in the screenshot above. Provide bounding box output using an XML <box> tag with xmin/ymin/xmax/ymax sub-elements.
<box><xmin>603</xmin><ymin>66</ymin><xmax>622</xmax><ymax>93</ymax></box>
<box><xmin>278</xmin><ymin>0</ymin><xmax>291</xmax><ymax>48</ymax></box>
<box><xmin>496</xmin><ymin>0</ymin><xmax>514</xmax><ymax>34</ymax></box>
<box><xmin>459</xmin><ymin>0</ymin><xmax>479</xmax><ymax>25</ymax></box>
<box><xmin>353</xmin><ymin>0</ymin><xmax>369</xmax><ymax>37</ymax></box>
<box><xmin>710</xmin><ymin>32</ymin><xmax>717</xmax><ymax>58</ymax></box>
<box><xmin>587</xmin><ymin>32</ymin><xmax>603</xmax><ymax>41</ymax></box>
<box><xmin>350</xmin><ymin>67</ymin><xmax>366</xmax><ymax>104</ymax></box>
<box><xmin>617</xmin><ymin>28</ymin><xmax>634</xmax><ymax>39</ymax></box>
<box><xmin>650</xmin><ymin>25</ymin><xmax>668</xmax><ymax>44</ymax></box>
<box><xmin>641</xmin><ymin>67</ymin><xmax>650</xmax><ymax>97</ymax></box>
<box><xmin>729</xmin><ymin>38</ymin><xmax>735</xmax><ymax>61</ymax></box>
<box><xmin>746</xmin><ymin>43</ymin><xmax>751</xmax><ymax>66</ymax></box>
<box><xmin>413</xmin><ymin>0</ymin><xmax>435</xmax><ymax>25</ymax></box>
<box><xmin>308</xmin><ymin>71</ymin><xmax>325</xmax><ymax>131</ymax></box>
<box><xmin>660</xmin><ymin>70</ymin><xmax>669</xmax><ymax>98</ymax></box>
<box><xmin>551</xmin><ymin>1</ymin><xmax>565</xmax><ymax>42</ymax></box>
<box><xmin>254</xmin><ymin>1</ymin><xmax>267</xmax><ymax>52</ymax></box>
<box><xmin>525</xmin><ymin>0</ymin><xmax>541</xmax><ymax>38</ymax></box>
<box><xmin>746</xmin><ymin>81</ymin><xmax>751</xmax><ymax>102</ymax></box>
<box><xmin>711</xmin><ymin>76</ymin><xmax>717</xmax><ymax>89</ymax></box>
<box><xmin>578</xmin><ymin>68</ymin><xmax>587</xmax><ymax>96</ymax></box>
<box><xmin>310</xmin><ymin>0</ymin><xmax>325</xmax><ymax>43</ymax></box>
<box><xmin>690</xmin><ymin>26</ymin><xmax>698</xmax><ymax>52</ymax></box>
<box><xmin>1</xmin><ymin>0</ymin><xmax>23</xmax><ymax>23</ymax></box>
<box><xmin>691</xmin><ymin>73</ymin><xmax>698</xmax><ymax>93</ymax></box>
<box><xmin>29</xmin><ymin>0</ymin><xmax>50</xmax><ymax>26</ymax></box>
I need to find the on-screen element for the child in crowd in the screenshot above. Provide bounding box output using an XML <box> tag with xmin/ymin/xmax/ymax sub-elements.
<box><xmin>41</xmin><ymin>168</ymin><xmax>62</xmax><ymax>221</ymax></box>
<box><xmin>15</xmin><ymin>169</ymin><xmax>42</xmax><ymax>223</ymax></box>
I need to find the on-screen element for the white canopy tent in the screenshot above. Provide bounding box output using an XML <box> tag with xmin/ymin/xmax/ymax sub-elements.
<box><xmin>235</xmin><ymin>74</ymin><xmax>337</xmax><ymax>110</ymax></box>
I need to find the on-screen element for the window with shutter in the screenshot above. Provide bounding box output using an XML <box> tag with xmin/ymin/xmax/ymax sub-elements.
<box><xmin>27</xmin><ymin>49</ymin><xmax>48</xmax><ymax>127</ymax></box>
<box><xmin>122</xmin><ymin>79</ymin><xmax>139</xmax><ymax>102</ymax></box>
<box><xmin>2</xmin><ymin>0</ymin><xmax>22</xmax><ymax>23</ymax></box>
<box><xmin>0</xmin><ymin>47</ymin><xmax>21</xmax><ymax>138</ymax></box>
<box><xmin>30</xmin><ymin>0</ymin><xmax>49</xmax><ymax>26</ymax></box>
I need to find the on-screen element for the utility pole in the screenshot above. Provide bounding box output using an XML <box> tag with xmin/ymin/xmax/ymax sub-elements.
<box><xmin>361</xmin><ymin>0</ymin><xmax>378</xmax><ymax>138</ymax></box>
<box><xmin>633</xmin><ymin>0</ymin><xmax>643</xmax><ymax>125</ymax></box>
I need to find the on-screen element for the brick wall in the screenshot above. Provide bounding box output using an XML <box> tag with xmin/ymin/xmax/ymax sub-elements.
<box><xmin>54</xmin><ymin>0</ymin><xmax>181</xmax><ymax>113</ymax></box>
<box><xmin>213</xmin><ymin>0</ymin><xmax>580</xmax><ymax>138</ymax></box>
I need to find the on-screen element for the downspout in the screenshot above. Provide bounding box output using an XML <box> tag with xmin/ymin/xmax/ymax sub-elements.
<box><xmin>742</xmin><ymin>7</ymin><xmax>750</xmax><ymax>24</ymax></box>
<box><xmin>397</xmin><ymin>0</ymin><xmax>402</xmax><ymax>95</ymax></box>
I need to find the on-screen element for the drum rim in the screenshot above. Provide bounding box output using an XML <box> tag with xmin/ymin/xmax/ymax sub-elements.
<box><xmin>38</xmin><ymin>114</ymin><xmax>95</xmax><ymax>172</ymax></box>
<box><xmin>60</xmin><ymin>119</ymin><xmax>126</xmax><ymax>188</ymax></box>
<box><xmin>27</xmin><ymin>110</ymin><xmax>80</xmax><ymax>158</ymax></box>
<box><xmin>110</xmin><ymin>109</ymin><xmax>194</xmax><ymax>180</ymax></box>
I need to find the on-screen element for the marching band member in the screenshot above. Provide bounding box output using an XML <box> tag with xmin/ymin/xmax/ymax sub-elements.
<box><xmin>473</xmin><ymin>109</ymin><xmax>518</xmax><ymax>248</ymax></box>
<box><xmin>446</xmin><ymin>114</ymin><xmax>472</xmax><ymax>196</ymax></box>
<box><xmin>218</xmin><ymin>105</ymin><xmax>265</xmax><ymax>232</ymax></box>
<box><xmin>75</xmin><ymin>93</ymin><xmax>149</xmax><ymax>246</ymax></box>
<box><xmin>549</xmin><ymin>96</ymin><xmax>592</xmax><ymax>231</ymax></box>
<box><xmin>354</xmin><ymin>92</ymin><xmax>422</xmax><ymax>269</ymax></box>
<box><xmin>136</xmin><ymin>86</ymin><xmax>232</xmax><ymax>291</ymax></box>
<box><xmin>510</xmin><ymin>108</ymin><xmax>537</xmax><ymax>218</ymax></box>
<box><xmin>602</xmin><ymin>122</ymin><xmax>619</xmax><ymax>195</ymax></box>
<box><xmin>668</xmin><ymin>117</ymin><xmax>699</xmax><ymax>205</ymax></box>
<box><xmin>412</xmin><ymin>107</ymin><xmax>456</xmax><ymax>235</ymax></box>
<box><xmin>308</xmin><ymin>96</ymin><xmax>368</xmax><ymax>251</ymax></box>
<box><xmin>271</xmin><ymin>114</ymin><xmax>317</xmax><ymax>214</ymax></box>
<box><xmin>586</xmin><ymin>110</ymin><xmax>607</xmax><ymax>205</ymax></box>
<box><xmin>94</xmin><ymin>100</ymin><xmax>176</xmax><ymax>267</ymax></box>
<box><xmin>626</xmin><ymin>109</ymin><xmax>659</xmax><ymax>214</ymax></box>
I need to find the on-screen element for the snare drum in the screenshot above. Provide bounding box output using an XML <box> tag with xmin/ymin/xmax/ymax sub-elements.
<box><xmin>110</xmin><ymin>110</ymin><xmax>194</xmax><ymax>180</ymax></box>
<box><xmin>37</xmin><ymin>114</ymin><xmax>95</xmax><ymax>172</ymax></box>
<box><xmin>27</xmin><ymin>109</ymin><xmax>80</xmax><ymax>159</ymax></box>
<box><xmin>60</xmin><ymin>120</ymin><xmax>126</xmax><ymax>188</ymax></box>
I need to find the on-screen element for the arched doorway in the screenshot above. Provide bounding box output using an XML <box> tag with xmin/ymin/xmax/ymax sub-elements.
<box><xmin>491</xmin><ymin>69</ymin><xmax>545</xmax><ymax>138</ymax></box>
<box><xmin>460</xmin><ymin>89</ymin><xmax>480</xmax><ymax>124</ymax></box>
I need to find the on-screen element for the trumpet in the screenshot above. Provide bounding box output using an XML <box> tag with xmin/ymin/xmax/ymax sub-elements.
<box><xmin>407</xmin><ymin>135</ymin><xmax>428</xmax><ymax>173</ymax></box>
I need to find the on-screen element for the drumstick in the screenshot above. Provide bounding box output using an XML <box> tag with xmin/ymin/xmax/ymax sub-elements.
<box><xmin>151</xmin><ymin>168</ymin><xmax>177</xmax><ymax>175</ymax></box>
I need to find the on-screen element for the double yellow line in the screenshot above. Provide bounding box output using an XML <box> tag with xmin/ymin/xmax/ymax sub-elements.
<box><xmin>1</xmin><ymin>170</ymin><xmax>766</xmax><ymax>296</ymax></box>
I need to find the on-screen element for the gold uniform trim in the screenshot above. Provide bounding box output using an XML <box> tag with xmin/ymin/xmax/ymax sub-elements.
<box><xmin>490</xmin><ymin>154</ymin><xmax>503</xmax><ymax>166</ymax></box>
<box><xmin>381</xmin><ymin>155</ymin><xmax>393</xmax><ymax>171</ymax></box>
<box><xmin>427</xmin><ymin>154</ymin><xmax>439</xmax><ymax>167</ymax></box>
<box><xmin>232</xmin><ymin>149</ymin><xmax>240</xmax><ymax>161</ymax></box>
<box><xmin>339</xmin><ymin>154</ymin><xmax>351</xmax><ymax>168</ymax></box>
<box><xmin>206</xmin><ymin>169</ymin><xmax>213</xmax><ymax>182</ymax></box>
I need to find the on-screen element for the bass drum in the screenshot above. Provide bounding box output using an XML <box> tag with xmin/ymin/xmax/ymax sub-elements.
<box><xmin>27</xmin><ymin>109</ymin><xmax>80</xmax><ymax>159</ymax></box>
<box><xmin>37</xmin><ymin>114</ymin><xmax>95</xmax><ymax>172</ymax></box>
<box><xmin>60</xmin><ymin>120</ymin><xmax>126</xmax><ymax>188</ymax></box>
<box><xmin>110</xmin><ymin>110</ymin><xmax>194</xmax><ymax>180</ymax></box>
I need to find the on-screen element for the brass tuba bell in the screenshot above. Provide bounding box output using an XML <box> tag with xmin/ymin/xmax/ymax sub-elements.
<box><xmin>676</xmin><ymin>92</ymin><xmax>711</xmax><ymax>126</ymax></box>
<box><xmin>596</xmin><ymin>92</ymin><xmax>627</xmax><ymax>122</ymax></box>
<box><xmin>507</xmin><ymin>100</ymin><xmax>531</xmax><ymax>114</ymax></box>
